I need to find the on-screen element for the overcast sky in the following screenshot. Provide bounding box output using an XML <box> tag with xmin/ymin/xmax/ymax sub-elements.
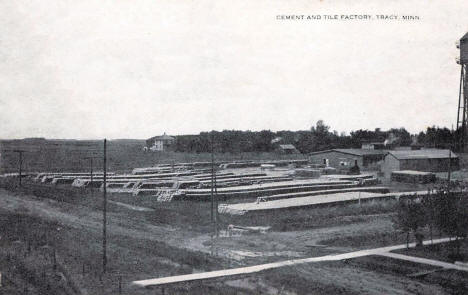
<box><xmin>1</xmin><ymin>0</ymin><xmax>467</xmax><ymax>139</ymax></box>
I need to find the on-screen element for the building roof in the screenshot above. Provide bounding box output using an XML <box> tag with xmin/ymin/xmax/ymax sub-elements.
<box><xmin>278</xmin><ymin>144</ymin><xmax>297</xmax><ymax>150</ymax></box>
<box><xmin>387</xmin><ymin>149</ymin><xmax>457</xmax><ymax>160</ymax></box>
<box><xmin>310</xmin><ymin>148</ymin><xmax>386</xmax><ymax>157</ymax></box>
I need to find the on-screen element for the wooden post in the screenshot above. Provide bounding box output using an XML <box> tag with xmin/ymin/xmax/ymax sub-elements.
<box><xmin>447</xmin><ymin>149</ymin><xmax>452</xmax><ymax>193</ymax></box>
<box><xmin>18</xmin><ymin>151</ymin><xmax>23</xmax><ymax>187</ymax></box>
<box><xmin>214</xmin><ymin>163</ymin><xmax>219</xmax><ymax>238</ymax></box>
<box><xmin>210</xmin><ymin>132</ymin><xmax>214</xmax><ymax>226</ymax></box>
<box><xmin>358</xmin><ymin>191</ymin><xmax>362</xmax><ymax>213</ymax></box>
<box><xmin>90</xmin><ymin>157</ymin><xmax>93</xmax><ymax>193</ymax></box>
<box><xmin>13</xmin><ymin>150</ymin><xmax>25</xmax><ymax>187</ymax></box>
<box><xmin>53</xmin><ymin>248</ymin><xmax>57</xmax><ymax>271</ymax></box>
<box><xmin>103</xmin><ymin>139</ymin><xmax>107</xmax><ymax>273</ymax></box>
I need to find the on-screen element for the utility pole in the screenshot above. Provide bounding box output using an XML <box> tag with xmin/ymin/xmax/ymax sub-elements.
<box><xmin>83</xmin><ymin>156</ymin><xmax>96</xmax><ymax>186</ymax></box>
<box><xmin>102</xmin><ymin>139</ymin><xmax>107</xmax><ymax>273</ymax></box>
<box><xmin>210</xmin><ymin>132</ymin><xmax>214</xmax><ymax>226</ymax></box>
<box><xmin>214</xmin><ymin>165</ymin><xmax>219</xmax><ymax>238</ymax></box>
<box><xmin>7</xmin><ymin>150</ymin><xmax>26</xmax><ymax>187</ymax></box>
<box><xmin>210</xmin><ymin>131</ymin><xmax>218</xmax><ymax>238</ymax></box>
<box><xmin>447</xmin><ymin>149</ymin><xmax>452</xmax><ymax>193</ymax></box>
<box><xmin>90</xmin><ymin>157</ymin><xmax>93</xmax><ymax>184</ymax></box>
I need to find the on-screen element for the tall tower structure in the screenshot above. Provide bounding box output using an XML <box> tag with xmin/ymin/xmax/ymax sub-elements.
<box><xmin>456</xmin><ymin>32</ymin><xmax>468</xmax><ymax>151</ymax></box>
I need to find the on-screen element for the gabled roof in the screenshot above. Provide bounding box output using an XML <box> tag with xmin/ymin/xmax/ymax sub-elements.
<box><xmin>310</xmin><ymin>148</ymin><xmax>386</xmax><ymax>157</ymax></box>
<box><xmin>387</xmin><ymin>149</ymin><xmax>457</xmax><ymax>160</ymax></box>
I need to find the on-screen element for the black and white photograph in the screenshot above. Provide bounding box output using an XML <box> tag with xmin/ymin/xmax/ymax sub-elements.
<box><xmin>0</xmin><ymin>1</ymin><xmax>468</xmax><ymax>294</ymax></box>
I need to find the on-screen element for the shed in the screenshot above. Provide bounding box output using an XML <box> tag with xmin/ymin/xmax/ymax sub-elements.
<box><xmin>276</xmin><ymin>144</ymin><xmax>299</xmax><ymax>154</ymax></box>
<box><xmin>382</xmin><ymin>149</ymin><xmax>459</xmax><ymax>178</ymax></box>
<box><xmin>390</xmin><ymin>170</ymin><xmax>436</xmax><ymax>184</ymax></box>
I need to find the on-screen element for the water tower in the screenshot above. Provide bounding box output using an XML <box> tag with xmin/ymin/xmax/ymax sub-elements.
<box><xmin>456</xmin><ymin>32</ymin><xmax>468</xmax><ymax>151</ymax></box>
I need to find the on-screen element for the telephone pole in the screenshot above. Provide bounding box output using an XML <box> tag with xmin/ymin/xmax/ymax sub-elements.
<box><xmin>447</xmin><ymin>149</ymin><xmax>452</xmax><ymax>193</ymax></box>
<box><xmin>214</xmin><ymin>164</ymin><xmax>219</xmax><ymax>238</ymax></box>
<box><xmin>210</xmin><ymin>132</ymin><xmax>214</xmax><ymax>225</ymax></box>
<box><xmin>102</xmin><ymin>139</ymin><xmax>107</xmax><ymax>273</ymax></box>
<box><xmin>83</xmin><ymin>156</ymin><xmax>97</xmax><ymax>184</ymax></box>
<box><xmin>210</xmin><ymin>131</ymin><xmax>218</xmax><ymax>238</ymax></box>
<box><xmin>6</xmin><ymin>150</ymin><xmax>26</xmax><ymax>186</ymax></box>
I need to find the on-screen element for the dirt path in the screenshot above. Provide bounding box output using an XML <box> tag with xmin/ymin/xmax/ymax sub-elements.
<box><xmin>380</xmin><ymin>252</ymin><xmax>468</xmax><ymax>271</ymax></box>
<box><xmin>132</xmin><ymin>237</ymin><xmax>456</xmax><ymax>287</ymax></box>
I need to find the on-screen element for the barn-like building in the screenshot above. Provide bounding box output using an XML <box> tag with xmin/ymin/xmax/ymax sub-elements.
<box><xmin>309</xmin><ymin>149</ymin><xmax>386</xmax><ymax>170</ymax></box>
<box><xmin>381</xmin><ymin>149</ymin><xmax>459</xmax><ymax>178</ymax></box>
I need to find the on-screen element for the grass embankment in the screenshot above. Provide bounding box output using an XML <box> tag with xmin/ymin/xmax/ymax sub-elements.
<box><xmin>0</xmin><ymin>138</ymin><xmax>306</xmax><ymax>173</ymax></box>
<box><xmin>0</xmin><ymin>180</ymin><xmax>246</xmax><ymax>294</ymax></box>
<box><xmin>0</xmin><ymin>208</ymin><xmax>236</xmax><ymax>295</ymax></box>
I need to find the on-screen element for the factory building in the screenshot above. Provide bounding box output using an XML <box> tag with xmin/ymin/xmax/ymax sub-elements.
<box><xmin>381</xmin><ymin>149</ymin><xmax>459</xmax><ymax>178</ymax></box>
<box><xmin>309</xmin><ymin>149</ymin><xmax>386</xmax><ymax>170</ymax></box>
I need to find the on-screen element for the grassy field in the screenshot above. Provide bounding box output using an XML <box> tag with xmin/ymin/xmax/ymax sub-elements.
<box><xmin>0</xmin><ymin>138</ymin><xmax>306</xmax><ymax>173</ymax></box>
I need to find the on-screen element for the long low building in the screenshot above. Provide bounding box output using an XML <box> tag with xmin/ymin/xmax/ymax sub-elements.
<box><xmin>309</xmin><ymin>149</ymin><xmax>386</xmax><ymax>170</ymax></box>
<box><xmin>382</xmin><ymin>149</ymin><xmax>459</xmax><ymax>178</ymax></box>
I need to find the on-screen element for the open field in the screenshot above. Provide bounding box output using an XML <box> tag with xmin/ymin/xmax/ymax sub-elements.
<box><xmin>0</xmin><ymin>139</ymin><xmax>306</xmax><ymax>173</ymax></box>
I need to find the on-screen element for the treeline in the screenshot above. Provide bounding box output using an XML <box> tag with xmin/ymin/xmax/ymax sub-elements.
<box><xmin>173</xmin><ymin>120</ymin><xmax>458</xmax><ymax>154</ymax></box>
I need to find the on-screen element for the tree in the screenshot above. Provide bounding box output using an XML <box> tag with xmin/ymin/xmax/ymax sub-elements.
<box><xmin>394</xmin><ymin>197</ymin><xmax>426</xmax><ymax>248</ymax></box>
<box><xmin>421</xmin><ymin>189</ymin><xmax>437</xmax><ymax>244</ymax></box>
<box><xmin>417</xmin><ymin>126</ymin><xmax>455</xmax><ymax>149</ymax></box>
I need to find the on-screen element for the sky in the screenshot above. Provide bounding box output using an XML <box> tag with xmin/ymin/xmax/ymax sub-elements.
<box><xmin>0</xmin><ymin>0</ymin><xmax>467</xmax><ymax>139</ymax></box>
